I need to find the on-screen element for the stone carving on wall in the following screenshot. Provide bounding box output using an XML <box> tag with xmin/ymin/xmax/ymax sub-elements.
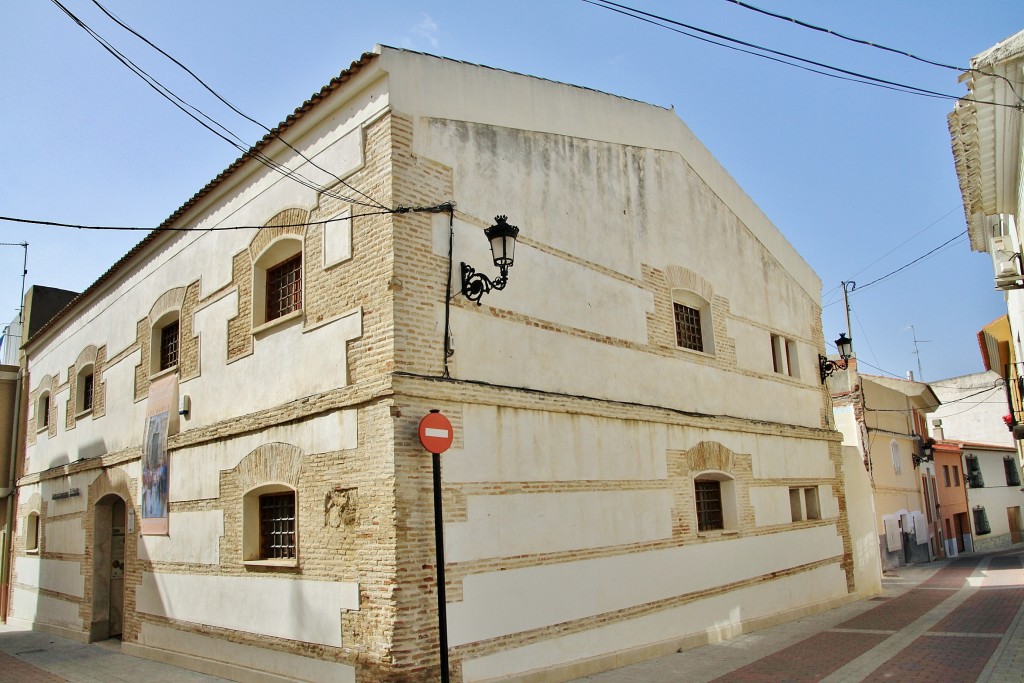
<box><xmin>325</xmin><ymin>486</ymin><xmax>357</xmax><ymax>528</ymax></box>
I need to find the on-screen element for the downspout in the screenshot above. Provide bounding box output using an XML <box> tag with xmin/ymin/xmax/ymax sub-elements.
<box><xmin>1</xmin><ymin>363</ymin><xmax>23</xmax><ymax>622</ymax></box>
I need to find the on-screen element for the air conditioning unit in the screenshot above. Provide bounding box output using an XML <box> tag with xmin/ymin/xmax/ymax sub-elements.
<box><xmin>991</xmin><ymin>235</ymin><xmax>1023</xmax><ymax>289</ymax></box>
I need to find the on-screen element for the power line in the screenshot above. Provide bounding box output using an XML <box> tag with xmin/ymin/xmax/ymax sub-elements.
<box><xmin>582</xmin><ymin>0</ymin><xmax>1019</xmax><ymax>108</ymax></box>
<box><xmin>88</xmin><ymin>0</ymin><xmax>388</xmax><ymax>212</ymax></box>
<box><xmin>49</xmin><ymin>0</ymin><xmax>385</xmax><ymax>211</ymax></box>
<box><xmin>823</xmin><ymin>207</ymin><xmax>960</xmax><ymax>307</ymax></box>
<box><xmin>719</xmin><ymin>0</ymin><xmax>1024</xmax><ymax>104</ymax></box>
<box><xmin>851</xmin><ymin>231</ymin><xmax>967</xmax><ymax>294</ymax></box>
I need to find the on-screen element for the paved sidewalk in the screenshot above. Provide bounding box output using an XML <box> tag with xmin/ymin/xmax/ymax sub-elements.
<box><xmin>573</xmin><ymin>547</ymin><xmax>1024</xmax><ymax>682</ymax></box>
<box><xmin>0</xmin><ymin>622</ymin><xmax>231</xmax><ymax>683</ymax></box>
<box><xmin>2</xmin><ymin>549</ymin><xmax>1022</xmax><ymax>682</ymax></box>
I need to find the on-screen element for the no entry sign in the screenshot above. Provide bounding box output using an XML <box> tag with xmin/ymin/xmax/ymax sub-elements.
<box><xmin>419</xmin><ymin>410</ymin><xmax>454</xmax><ymax>454</ymax></box>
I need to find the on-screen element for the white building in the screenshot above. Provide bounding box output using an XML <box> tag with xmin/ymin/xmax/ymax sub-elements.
<box><xmin>8</xmin><ymin>46</ymin><xmax>866</xmax><ymax>682</ymax></box>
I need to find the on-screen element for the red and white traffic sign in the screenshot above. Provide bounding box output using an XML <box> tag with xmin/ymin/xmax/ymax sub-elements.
<box><xmin>419</xmin><ymin>411</ymin><xmax>454</xmax><ymax>454</ymax></box>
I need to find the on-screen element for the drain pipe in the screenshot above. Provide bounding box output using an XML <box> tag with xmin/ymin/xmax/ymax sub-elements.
<box><xmin>1</xmin><ymin>363</ymin><xmax>24</xmax><ymax>622</ymax></box>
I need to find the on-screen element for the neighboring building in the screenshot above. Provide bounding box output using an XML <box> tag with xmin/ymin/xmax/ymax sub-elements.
<box><xmin>931</xmin><ymin>439</ymin><xmax>973</xmax><ymax>557</ymax></box>
<box><xmin>830</xmin><ymin>364</ymin><xmax>940</xmax><ymax>568</ymax></box>
<box><xmin>7</xmin><ymin>47</ymin><xmax>863</xmax><ymax>682</ymax></box>
<box><xmin>958</xmin><ymin>441</ymin><xmax>1024</xmax><ymax>552</ymax></box>
<box><xmin>929</xmin><ymin>370</ymin><xmax>1013</xmax><ymax>447</ymax></box>
<box><xmin>949</xmin><ymin>29</ymin><xmax>1024</xmax><ymax>454</ymax></box>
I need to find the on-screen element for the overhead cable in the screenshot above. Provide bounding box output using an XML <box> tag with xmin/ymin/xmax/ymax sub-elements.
<box><xmin>582</xmin><ymin>0</ymin><xmax>1018</xmax><ymax>108</ymax></box>
<box><xmin>49</xmin><ymin>0</ymin><xmax>384</xmax><ymax>210</ymax></box>
<box><xmin>88</xmin><ymin>0</ymin><xmax>388</xmax><ymax>212</ymax></box>
<box><xmin>719</xmin><ymin>0</ymin><xmax>1024</xmax><ymax>104</ymax></box>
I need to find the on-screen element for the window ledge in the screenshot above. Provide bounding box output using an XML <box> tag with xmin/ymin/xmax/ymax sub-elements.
<box><xmin>697</xmin><ymin>529</ymin><xmax>738</xmax><ymax>539</ymax></box>
<box><xmin>25</xmin><ymin>549</ymin><xmax>39</xmax><ymax>555</ymax></box>
<box><xmin>149</xmin><ymin>366</ymin><xmax>178</xmax><ymax>382</ymax></box>
<box><xmin>252</xmin><ymin>309</ymin><xmax>303</xmax><ymax>337</ymax></box>
<box><xmin>75</xmin><ymin>408</ymin><xmax>93</xmax><ymax>420</ymax></box>
<box><xmin>36</xmin><ymin>424</ymin><xmax>49</xmax><ymax>435</ymax></box>
<box><xmin>675</xmin><ymin>345</ymin><xmax>715</xmax><ymax>358</ymax></box>
<box><xmin>243</xmin><ymin>558</ymin><xmax>298</xmax><ymax>569</ymax></box>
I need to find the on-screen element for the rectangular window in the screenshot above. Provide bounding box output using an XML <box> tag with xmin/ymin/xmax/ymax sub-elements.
<box><xmin>40</xmin><ymin>395</ymin><xmax>49</xmax><ymax>427</ymax></box>
<box><xmin>674</xmin><ymin>303</ymin><xmax>704</xmax><ymax>352</ymax></box>
<box><xmin>974</xmin><ymin>506</ymin><xmax>991</xmax><ymax>535</ymax></box>
<box><xmin>266</xmin><ymin>254</ymin><xmax>303</xmax><ymax>322</ymax></box>
<box><xmin>804</xmin><ymin>487</ymin><xmax>820</xmax><ymax>520</ymax></box>
<box><xmin>966</xmin><ymin>455</ymin><xmax>984</xmax><ymax>488</ymax></box>
<box><xmin>259</xmin><ymin>492</ymin><xmax>296</xmax><ymax>559</ymax></box>
<box><xmin>695</xmin><ymin>479</ymin><xmax>723</xmax><ymax>531</ymax></box>
<box><xmin>82</xmin><ymin>373</ymin><xmax>94</xmax><ymax>411</ymax></box>
<box><xmin>771</xmin><ymin>334</ymin><xmax>783</xmax><ymax>373</ymax></box>
<box><xmin>159</xmin><ymin>320</ymin><xmax>180</xmax><ymax>371</ymax></box>
<box><xmin>790</xmin><ymin>486</ymin><xmax>820</xmax><ymax>521</ymax></box>
<box><xmin>943</xmin><ymin>465</ymin><xmax>951</xmax><ymax>487</ymax></box>
<box><xmin>953</xmin><ymin>465</ymin><xmax>961</xmax><ymax>487</ymax></box>
<box><xmin>1005</xmin><ymin>457</ymin><xmax>1021</xmax><ymax>486</ymax></box>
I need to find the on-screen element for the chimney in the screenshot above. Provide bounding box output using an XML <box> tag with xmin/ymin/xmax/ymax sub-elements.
<box><xmin>933</xmin><ymin>419</ymin><xmax>944</xmax><ymax>441</ymax></box>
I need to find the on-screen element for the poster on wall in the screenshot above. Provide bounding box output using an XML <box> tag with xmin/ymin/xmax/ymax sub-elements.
<box><xmin>141</xmin><ymin>374</ymin><xmax>179</xmax><ymax>535</ymax></box>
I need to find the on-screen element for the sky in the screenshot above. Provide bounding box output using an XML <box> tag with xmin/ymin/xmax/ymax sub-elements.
<box><xmin>1</xmin><ymin>1</ymin><xmax>1020</xmax><ymax>382</ymax></box>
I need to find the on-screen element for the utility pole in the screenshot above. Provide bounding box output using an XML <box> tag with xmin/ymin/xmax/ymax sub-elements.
<box><xmin>841</xmin><ymin>281</ymin><xmax>856</xmax><ymax>341</ymax></box>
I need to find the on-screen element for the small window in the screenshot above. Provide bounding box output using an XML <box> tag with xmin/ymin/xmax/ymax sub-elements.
<box><xmin>974</xmin><ymin>506</ymin><xmax>991</xmax><ymax>535</ymax></box>
<box><xmin>771</xmin><ymin>335</ymin><xmax>799</xmax><ymax>377</ymax></box>
<box><xmin>943</xmin><ymin>465</ymin><xmax>951</xmax><ymax>487</ymax></box>
<box><xmin>37</xmin><ymin>392</ymin><xmax>50</xmax><ymax>430</ymax></box>
<box><xmin>789</xmin><ymin>486</ymin><xmax>820</xmax><ymax>521</ymax></box>
<box><xmin>966</xmin><ymin>455</ymin><xmax>984</xmax><ymax>488</ymax></box>
<box><xmin>953</xmin><ymin>465</ymin><xmax>961</xmax><ymax>487</ymax></box>
<box><xmin>259</xmin><ymin>492</ymin><xmax>296</xmax><ymax>559</ymax></box>
<box><xmin>243</xmin><ymin>483</ymin><xmax>299</xmax><ymax>565</ymax></box>
<box><xmin>674</xmin><ymin>303</ymin><xmax>704</xmax><ymax>352</ymax></box>
<box><xmin>1005</xmin><ymin>457</ymin><xmax>1021</xmax><ymax>487</ymax></box>
<box><xmin>159</xmin><ymin>320</ymin><xmax>180</xmax><ymax>371</ymax></box>
<box><xmin>76</xmin><ymin>367</ymin><xmax>94</xmax><ymax>414</ymax></box>
<box><xmin>695</xmin><ymin>479</ymin><xmax>723</xmax><ymax>531</ymax></box>
<box><xmin>266</xmin><ymin>254</ymin><xmax>302</xmax><ymax>322</ymax></box>
<box><xmin>252</xmin><ymin>237</ymin><xmax>304</xmax><ymax>330</ymax></box>
<box><xmin>25</xmin><ymin>512</ymin><xmax>39</xmax><ymax>552</ymax></box>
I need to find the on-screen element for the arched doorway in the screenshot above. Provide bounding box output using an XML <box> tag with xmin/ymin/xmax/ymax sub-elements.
<box><xmin>91</xmin><ymin>494</ymin><xmax>126</xmax><ymax>641</ymax></box>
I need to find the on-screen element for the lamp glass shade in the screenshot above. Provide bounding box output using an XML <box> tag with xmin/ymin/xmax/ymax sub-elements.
<box><xmin>485</xmin><ymin>216</ymin><xmax>519</xmax><ymax>269</ymax></box>
<box><xmin>835</xmin><ymin>333</ymin><xmax>853</xmax><ymax>359</ymax></box>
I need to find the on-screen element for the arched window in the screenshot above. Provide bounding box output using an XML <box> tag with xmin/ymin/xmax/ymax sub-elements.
<box><xmin>693</xmin><ymin>471</ymin><xmax>737</xmax><ymax>532</ymax></box>
<box><xmin>150</xmin><ymin>311</ymin><xmax>180</xmax><ymax>374</ymax></box>
<box><xmin>672</xmin><ymin>289</ymin><xmax>715</xmax><ymax>354</ymax></box>
<box><xmin>25</xmin><ymin>511</ymin><xmax>40</xmax><ymax>552</ymax></box>
<box><xmin>36</xmin><ymin>391</ymin><xmax>50</xmax><ymax>431</ymax></box>
<box><xmin>76</xmin><ymin>364</ymin><xmax>95</xmax><ymax>414</ymax></box>
<box><xmin>253</xmin><ymin>238</ymin><xmax>303</xmax><ymax>329</ymax></box>
<box><xmin>243</xmin><ymin>483</ymin><xmax>298</xmax><ymax>564</ymax></box>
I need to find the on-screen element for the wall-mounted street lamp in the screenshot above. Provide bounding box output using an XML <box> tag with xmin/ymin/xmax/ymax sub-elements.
<box><xmin>819</xmin><ymin>332</ymin><xmax>853</xmax><ymax>383</ymax></box>
<box><xmin>913</xmin><ymin>439</ymin><xmax>934</xmax><ymax>468</ymax></box>
<box><xmin>461</xmin><ymin>215</ymin><xmax>520</xmax><ymax>305</ymax></box>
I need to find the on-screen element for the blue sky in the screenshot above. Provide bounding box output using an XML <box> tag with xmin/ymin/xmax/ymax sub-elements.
<box><xmin>1</xmin><ymin>1</ymin><xmax>1019</xmax><ymax>381</ymax></box>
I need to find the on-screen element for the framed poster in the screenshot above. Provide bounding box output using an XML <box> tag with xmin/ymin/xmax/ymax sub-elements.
<box><xmin>141</xmin><ymin>375</ymin><xmax>178</xmax><ymax>535</ymax></box>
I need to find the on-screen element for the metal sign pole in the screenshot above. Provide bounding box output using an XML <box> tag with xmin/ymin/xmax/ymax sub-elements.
<box><xmin>432</xmin><ymin>449</ymin><xmax>450</xmax><ymax>683</ymax></box>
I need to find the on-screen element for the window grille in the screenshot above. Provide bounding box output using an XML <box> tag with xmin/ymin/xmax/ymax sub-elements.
<box><xmin>159</xmin><ymin>320</ymin><xmax>179</xmax><ymax>371</ymax></box>
<box><xmin>1005</xmin><ymin>457</ymin><xmax>1021</xmax><ymax>486</ymax></box>
<box><xmin>259</xmin><ymin>492</ymin><xmax>296</xmax><ymax>559</ymax></box>
<box><xmin>966</xmin><ymin>455</ymin><xmax>984</xmax><ymax>488</ymax></box>
<box><xmin>674</xmin><ymin>302</ymin><xmax>704</xmax><ymax>352</ymax></box>
<box><xmin>82</xmin><ymin>373</ymin><xmax>94</xmax><ymax>411</ymax></box>
<box><xmin>695</xmin><ymin>479</ymin><xmax>723</xmax><ymax>531</ymax></box>
<box><xmin>266</xmin><ymin>254</ymin><xmax>302</xmax><ymax>322</ymax></box>
<box><xmin>974</xmin><ymin>506</ymin><xmax>991</xmax><ymax>535</ymax></box>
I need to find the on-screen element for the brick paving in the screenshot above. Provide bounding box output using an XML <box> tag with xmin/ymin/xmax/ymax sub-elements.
<box><xmin>707</xmin><ymin>632</ymin><xmax>888</xmax><ymax>682</ymax></box>
<box><xmin>835</xmin><ymin>589</ymin><xmax>956</xmax><ymax>631</ymax></box>
<box><xmin>575</xmin><ymin>546</ymin><xmax>1024</xmax><ymax>683</ymax></box>
<box><xmin>0</xmin><ymin>650</ymin><xmax>66</xmax><ymax>682</ymax></box>
<box><xmin>861</xmin><ymin>635</ymin><xmax>1000</xmax><ymax>682</ymax></box>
